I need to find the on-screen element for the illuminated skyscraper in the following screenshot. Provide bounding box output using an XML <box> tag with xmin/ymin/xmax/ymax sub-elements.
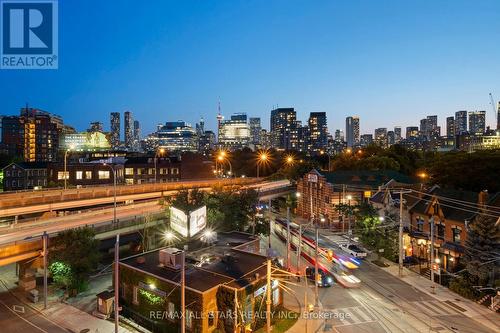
<box><xmin>270</xmin><ymin>108</ymin><xmax>298</xmax><ymax>150</ymax></box>
<box><xmin>124</xmin><ymin>111</ymin><xmax>133</xmax><ymax>148</ymax></box>
<box><xmin>308</xmin><ymin>112</ymin><xmax>328</xmax><ymax>153</ymax></box>
<box><xmin>345</xmin><ymin>116</ymin><xmax>360</xmax><ymax>147</ymax></box>
<box><xmin>468</xmin><ymin>111</ymin><xmax>486</xmax><ymax>135</ymax></box>
<box><xmin>110</xmin><ymin>112</ymin><xmax>120</xmax><ymax>148</ymax></box>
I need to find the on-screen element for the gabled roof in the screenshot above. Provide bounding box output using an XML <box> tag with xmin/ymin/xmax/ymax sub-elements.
<box><xmin>2</xmin><ymin>162</ymin><xmax>48</xmax><ymax>170</ymax></box>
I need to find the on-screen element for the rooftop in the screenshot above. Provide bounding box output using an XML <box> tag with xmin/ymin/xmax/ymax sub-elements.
<box><xmin>119</xmin><ymin>231</ymin><xmax>267</xmax><ymax>293</ymax></box>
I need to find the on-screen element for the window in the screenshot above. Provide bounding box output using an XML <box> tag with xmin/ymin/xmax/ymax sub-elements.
<box><xmin>416</xmin><ymin>216</ymin><xmax>424</xmax><ymax>232</ymax></box>
<box><xmin>125</xmin><ymin>168</ymin><xmax>134</xmax><ymax>175</ymax></box>
<box><xmin>148</xmin><ymin>168</ymin><xmax>155</xmax><ymax>175</ymax></box>
<box><xmin>120</xmin><ymin>283</ymin><xmax>126</xmax><ymax>298</ymax></box>
<box><xmin>437</xmin><ymin>223</ymin><xmax>445</xmax><ymax>240</ymax></box>
<box><xmin>57</xmin><ymin>171</ymin><xmax>69</xmax><ymax>180</ymax></box>
<box><xmin>171</xmin><ymin>168</ymin><xmax>179</xmax><ymax>175</ymax></box>
<box><xmin>452</xmin><ymin>228</ymin><xmax>461</xmax><ymax>243</ymax></box>
<box><xmin>132</xmin><ymin>286</ymin><xmax>138</xmax><ymax>305</ymax></box>
<box><xmin>125</xmin><ymin>179</ymin><xmax>134</xmax><ymax>185</ymax></box>
<box><xmin>5</xmin><ymin>171</ymin><xmax>10</xmax><ymax>177</ymax></box>
<box><xmin>85</xmin><ymin>171</ymin><xmax>92</xmax><ymax>179</ymax></box>
<box><xmin>137</xmin><ymin>168</ymin><xmax>144</xmax><ymax>175</ymax></box>
<box><xmin>272</xmin><ymin>287</ymin><xmax>279</xmax><ymax>306</ymax></box>
<box><xmin>76</xmin><ymin>171</ymin><xmax>83</xmax><ymax>180</ymax></box>
<box><xmin>98</xmin><ymin>170</ymin><xmax>110</xmax><ymax>179</ymax></box>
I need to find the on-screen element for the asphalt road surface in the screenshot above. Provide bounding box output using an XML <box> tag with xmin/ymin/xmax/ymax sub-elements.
<box><xmin>0</xmin><ymin>284</ymin><xmax>68</xmax><ymax>333</ymax></box>
<box><xmin>269</xmin><ymin>226</ymin><xmax>497</xmax><ymax>333</ymax></box>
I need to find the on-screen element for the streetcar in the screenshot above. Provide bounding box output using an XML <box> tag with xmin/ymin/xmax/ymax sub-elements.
<box><xmin>273</xmin><ymin>217</ymin><xmax>361</xmax><ymax>288</ymax></box>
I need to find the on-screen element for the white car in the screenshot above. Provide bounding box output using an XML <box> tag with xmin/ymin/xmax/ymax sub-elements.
<box><xmin>341</xmin><ymin>244</ymin><xmax>367</xmax><ymax>258</ymax></box>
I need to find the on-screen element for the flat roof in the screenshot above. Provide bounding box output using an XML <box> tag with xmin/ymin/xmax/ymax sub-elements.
<box><xmin>120</xmin><ymin>231</ymin><xmax>267</xmax><ymax>293</ymax></box>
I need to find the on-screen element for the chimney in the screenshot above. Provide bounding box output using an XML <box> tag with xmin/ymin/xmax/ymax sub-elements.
<box><xmin>478</xmin><ymin>190</ymin><xmax>489</xmax><ymax>207</ymax></box>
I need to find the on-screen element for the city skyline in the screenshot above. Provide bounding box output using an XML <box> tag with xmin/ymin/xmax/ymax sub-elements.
<box><xmin>1</xmin><ymin>0</ymin><xmax>500</xmax><ymax>135</ymax></box>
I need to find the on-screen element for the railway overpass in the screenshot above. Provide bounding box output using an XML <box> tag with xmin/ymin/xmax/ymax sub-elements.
<box><xmin>0</xmin><ymin>178</ymin><xmax>259</xmax><ymax>219</ymax></box>
<box><xmin>0</xmin><ymin>179</ymin><xmax>294</xmax><ymax>268</ymax></box>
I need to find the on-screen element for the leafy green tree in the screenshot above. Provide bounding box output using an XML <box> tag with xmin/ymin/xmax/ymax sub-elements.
<box><xmin>49</xmin><ymin>227</ymin><xmax>100</xmax><ymax>293</ymax></box>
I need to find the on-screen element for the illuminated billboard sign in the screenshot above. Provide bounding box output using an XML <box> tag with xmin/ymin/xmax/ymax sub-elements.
<box><xmin>189</xmin><ymin>206</ymin><xmax>207</xmax><ymax>237</ymax></box>
<box><xmin>170</xmin><ymin>207</ymin><xmax>188</xmax><ymax>237</ymax></box>
<box><xmin>170</xmin><ymin>205</ymin><xmax>207</xmax><ymax>238</ymax></box>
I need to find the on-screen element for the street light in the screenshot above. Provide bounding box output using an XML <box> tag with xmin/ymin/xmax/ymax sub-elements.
<box><xmin>154</xmin><ymin>148</ymin><xmax>166</xmax><ymax>183</ymax></box>
<box><xmin>216</xmin><ymin>151</ymin><xmax>232</xmax><ymax>177</ymax></box>
<box><xmin>257</xmin><ymin>151</ymin><xmax>268</xmax><ymax>178</ymax></box>
<box><xmin>285</xmin><ymin>155</ymin><xmax>294</xmax><ymax>166</ymax></box>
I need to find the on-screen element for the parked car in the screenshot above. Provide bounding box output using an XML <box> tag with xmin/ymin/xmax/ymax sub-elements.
<box><xmin>305</xmin><ymin>267</ymin><xmax>334</xmax><ymax>287</ymax></box>
<box><xmin>341</xmin><ymin>244</ymin><xmax>367</xmax><ymax>258</ymax></box>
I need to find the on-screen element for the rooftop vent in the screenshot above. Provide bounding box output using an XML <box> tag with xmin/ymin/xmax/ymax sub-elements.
<box><xmin>159</xmin><ymin>248</ymin><xmax>183</xmax><ymax>271</ymax></box>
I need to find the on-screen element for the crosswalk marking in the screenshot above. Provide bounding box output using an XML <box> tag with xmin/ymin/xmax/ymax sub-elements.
<box><xmin>411</xmin><ymin>300</ymin><xmax>461</xmax><ymax>317</ymax></box>
<box><xmin>323</xmin><ymin>306</ymin><xmax>377</xmax><ymax>326</ymax></box>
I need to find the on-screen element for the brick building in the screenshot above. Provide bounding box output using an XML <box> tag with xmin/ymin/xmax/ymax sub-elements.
<box><xmin>2</xmin><ymin>162</ymin><xmax>48</xmax><ymax>191</ymax></box>
<box><xmin>47</xmin><ymin>162</ymin><xmax>124</xmax><ymax>187</ymax></box>
<box><xmin>117</xmin><ymin>232</ymin><xmax>281</xmax><ymax>333</ymax></box>
<box><xmin>408</xmin><ymin>188</ymin><xmax>500</xmax><ymax>273</ymax></box>
<box><xmin>297</xmin><ymin>169</ymin><xmax>414</xmax><ymax>227</ymax></box>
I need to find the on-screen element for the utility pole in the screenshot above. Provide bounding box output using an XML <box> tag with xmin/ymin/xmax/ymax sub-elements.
<box><xmin>314</xmin><ymin>225</ymin><xmax>319</xmax><ymax>307</ymax></box>
<box><xmin>181</xmin><ymin>250</ymin><xmax>186</xmax><ymax>333</ymax></box>
<box><xmin>430</xmin><ymin>215</ymin><xmax>435</xmax><ymax>284</ymax></box>
<box><xmin>391</xmin><ymin>189</ymin><xmax>412</xmax><ymax>278</ymax></box>
<box><xmin>342</xmin><ymin>184</ymin><xmax>346</xmax><ymax>233</ymax></box>
<box><xmin>297</xmin><ymin>224</ymin><xmax>302</xmax><ymax>272</ymax></box>
<box><xmin>43</xmin><ymin>231</ymin><xmax>48</xmax><ymax>310</ymax></box>
<box><xmin>266</xmin><ymin>258</ymin><xmax>272</xmax><ymax>333</ymax></box>
<box><xmin>286</xmin><ymin>207</ymin><xmax>291</xmax><ymax>270</ymax></box>
<box><xmin>114</xmin><ymin>234</ymin><xmax>120</xmax><ymax>333</ymax></box>
<box><xmin>268</xmin><ymin>198</ymin><xmax>272</xmax><ymax>250</ymax></box>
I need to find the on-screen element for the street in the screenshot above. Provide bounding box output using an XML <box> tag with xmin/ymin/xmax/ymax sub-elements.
<box><xmin>268</xmin><ymin>223</ymin><xmax>498</xmax><ymax>333</ymax></box>
<box><xmin>0</xmin><ymin>283</ymin><xmax>67</xmax><ymax>333</ymax></box>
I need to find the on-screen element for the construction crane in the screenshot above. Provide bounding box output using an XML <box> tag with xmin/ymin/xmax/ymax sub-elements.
<box><xmin>490</xmin><ymin>93</ymin><xmax>499</xmax><ymax>130</ymax></box>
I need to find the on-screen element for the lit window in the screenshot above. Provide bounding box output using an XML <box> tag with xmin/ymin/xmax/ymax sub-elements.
<box><xmin>76</xmin><ymin>171</ymin><xmax>83</xmax><ymax>180</ymax></box>
<box><xmin>125</xmin><ymin>168</ymin><xmax>134</xmax><ymax>175</ymax></box>
<box><xmin>57</xmin><ymin>171</ymin><xmax>69</xmax><ymax>180</ymax></box>
<box><xmin>98</xmin><ymin>170</ymin><xmax>110</xmax><ymax>179</ymax></box>
<box><xmin>85</xmin><ymin>171</ymin><xmax>92</xmax><ymax>179</ymax></box>
<box><xmin>171</xmin><ymin>168</ymin><xmax>179</xmax><ymax>175</ymax></box>
<box><xmin>452</xmin><ymin>228</ymin><xmax>461</xmax><ymax>243</ymax></box>
<box><xmin>148</xmin><ymin>168</ymin><xmax>155</xmax><ymax>175</ymax></box>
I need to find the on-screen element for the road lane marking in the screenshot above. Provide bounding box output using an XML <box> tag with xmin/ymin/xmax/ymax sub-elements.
<box><xmin>0</xmin><ymin>300</ymin><xmax>48</xmax><ymax>333</ymax></box>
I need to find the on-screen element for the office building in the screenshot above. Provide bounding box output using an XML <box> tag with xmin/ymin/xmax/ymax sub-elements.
<box><xmin>270</xmin><ymin>108</ymin><xmax>298</xmax><ymax>150</ymax></box>
<box><xmin>446</xmin><ymin>116</ymin><xmax>455</xmax><ymax>138</ymax></box>
<box><xmin>198</xmin><ymin>130</ymin><xmax>216</xmax><ymax>155</ymax></box>
<box><xmin>133</xmin><ymin>120</ymin><xmax>141</xmax><ymax>141</ymax></box>
<box><xmin>249</xmin><ymin>117</ymin><xmax>262</xmax><ymax>145</ymax></box>
<box><xmin>308</xmin><ymin>112</ymin><xmax>328</xmax><ymax>153</ymax></box>
<box><xmin>218</xmin><ymin>113</ymin><xmax>250</xmax><ymax>149</ymax></box>
<box><xmin>147</xmin><ymin>121</ymin><xmax>197</xmax><ymax>152</ymax></box>
<box><xmin>260</xmin><ymin>129</ymin><xmax>272</xmax><ymax>148</ymax></box>
<box><xmin>345</xmin><ymin>116</ymin><xmax>360</xmax><ymax>147</ymax></box>
<box><xmin>1</xmin><ymin>115</ymin><xmax>21</xmax><ymax>156</ymax></box>
<box><xmin>88</xmin><ymin>121</ymin><xmax>103</xmax><ymax>132</ymax></box>
<box><xmin>374</xmin><ymin>128</ymin><xmax>388</xmax><ymax>147</ymax></box>
<box><xmin>110</xmin><ymin>112</ymin><xmax>121</xmax><ymax>148</ymax></box>
<box><xmin>360</xmin><ymin>134</ymin><xmax>373</xmax><ymax>147</ymax></box>
<box><xmin>124</xmin><ymin>111</ymin><xmax>134</xmax><ymax>148</ymax></box>
<box><xmin>406</xmin><ymin>126</ymin><xmax>419</xmax><ymax>139</ymax></box>
<box><xmin>387</xmin><ymin>131</ymin><xmax>395</xmax><ymax>146</ymax></box>
<box><xmin>394</xmin><ymin>127</ymin><xmax>402</xmax><ymax>143</ymax></box>
<box><xmin>468</xmin><ymin>111</ymin><xmax>486</xmax><ymax>135</ymax></box>
<box><xmin>296</xmin><ymin>121</ymin><xmax>309</xmax><ymax>152</ymax></box>
<box><xmin>334</xmin><ymin>129</ymin><xmax>344</xmax><ymax>141</ymax></box>
<box><xmin>455</xmin><ymin>111</ymin><xmax>468</xmax><ymax>135</ymax></box>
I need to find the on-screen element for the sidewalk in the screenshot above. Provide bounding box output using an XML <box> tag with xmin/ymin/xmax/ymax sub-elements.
<box><xmin>282</xmin><ymin>277</ymin><xmax>324</xmax><ymax>333</ymax></box>
<box><xmin>0</xmin><ymin>264</ymin><xmax>131</xmax><ymax>333</ymax></box>
<box><xmin>376</xmin><ymin>258</ymin><xmax>500</xmax><ymax>332</ymax></box>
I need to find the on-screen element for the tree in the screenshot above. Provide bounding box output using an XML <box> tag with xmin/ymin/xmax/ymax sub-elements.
<box><xmin>49</xmin><ymin>227</ymin><xmax>101</xmax><ymax>293</ymax></box>
<box><xmin>462</xmin><ymin>209</ymin><xmax>500</xmax><ymax>286</ymax></box>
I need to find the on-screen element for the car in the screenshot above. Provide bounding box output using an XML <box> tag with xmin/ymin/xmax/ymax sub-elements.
<box><xmin>341</xmin><ymin>244</ymin><xmax>367</xmax><ymax>258</ymax></box>
<box><xmin>305</xmin><ymin>267</ymin><xmax>334</xmax><ymax>287</ymax></box>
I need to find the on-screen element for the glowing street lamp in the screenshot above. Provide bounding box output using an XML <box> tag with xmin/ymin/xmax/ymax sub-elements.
<box><xmin>257</xmin><ymin>151</ymin><xmax>269</xmax><ymax>178</ymax></box>
<box><xmin>164</xmin><ymin>231</ymin><xmax>175</xmax><ymax>242</ymax></box>
<box><xmin>285</xmin><ymin>155</ymin><xmax>294</xmax><ymax>166</ymax></box>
